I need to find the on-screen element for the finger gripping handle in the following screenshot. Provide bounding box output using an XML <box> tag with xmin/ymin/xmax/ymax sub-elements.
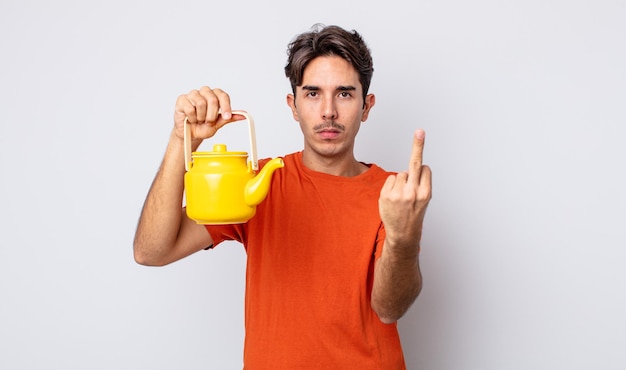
<box><xmin>183</xmin><ymin>110</ymin><xmax>258</xmax><ymax>172</ymax></box>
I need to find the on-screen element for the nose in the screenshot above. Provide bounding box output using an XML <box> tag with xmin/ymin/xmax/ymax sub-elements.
<box><xmin>321</xmin><ymin>96</ymin><xmax>337</xmax><ymax>120</ymax></box>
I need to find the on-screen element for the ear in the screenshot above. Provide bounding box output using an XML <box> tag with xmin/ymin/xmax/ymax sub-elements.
<box><xmin>361</xmin><ymin>94</ymin><xmax>376</xmax><ymax>122</ymax></box>
<box><xmin>286</xmin><ymin>94</ymin><xmax>299</xmax><ymax>121</ymax></box>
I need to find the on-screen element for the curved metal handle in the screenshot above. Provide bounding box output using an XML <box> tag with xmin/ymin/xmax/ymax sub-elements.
<box><xmin>184</xmin><ymin>110</ymin><xmax>258</xmax><ymax>172</ymax></box>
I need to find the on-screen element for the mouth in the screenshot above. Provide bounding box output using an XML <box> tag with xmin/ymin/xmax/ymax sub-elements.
<box><xmin>317</xmin><ymin>129</ymin><xmax>341</xmax><ymax>140</ymax></box>
<box><xmin>314</xmin><ymin>122</ymin><xmax>344</xmax><ymax>140</ymax></box>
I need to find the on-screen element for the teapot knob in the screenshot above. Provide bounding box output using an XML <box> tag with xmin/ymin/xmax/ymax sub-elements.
<box><xmin>213</xmin><ymin>144</ymin><xmax>227</xmax><ymax>152</ymax></box>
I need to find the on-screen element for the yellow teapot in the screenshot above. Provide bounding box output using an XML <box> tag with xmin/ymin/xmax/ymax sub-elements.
<box><xmin>183</xmin><ymin>111</ymin><xmax>284</xmax><ymax>224</ymax></box>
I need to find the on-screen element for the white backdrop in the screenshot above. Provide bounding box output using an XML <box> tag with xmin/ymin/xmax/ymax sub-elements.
<box><xmin>1</xmin><ymin>1</ymin><xmax>625</xmax><ymax>369</ymax></box>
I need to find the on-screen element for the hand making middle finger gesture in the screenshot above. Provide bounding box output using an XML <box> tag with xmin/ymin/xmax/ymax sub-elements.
<box><xmin>379</xmin><ymin>129</ymin><xmax>433</xmax><ymax>249</ymax></box>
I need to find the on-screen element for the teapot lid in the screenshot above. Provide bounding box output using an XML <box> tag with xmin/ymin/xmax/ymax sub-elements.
<box><xmin>184</xmin><ymin>111</ymin><xmax>259</xmax><ymax>171</ymax></box>
<box><xmin>193</xmin><ymin>144</ymin><xmax>247</xmax><ymax>157</ymax></box>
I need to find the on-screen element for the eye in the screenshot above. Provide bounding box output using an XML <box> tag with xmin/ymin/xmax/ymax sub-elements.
<box><xmin>339</xmin><ymin>91</ymin><xmax>352</xmax><ymax>98</ymax></box>
<box><xmin>307</xmin><ymin>91</ymin><xmax>318</xmax><ymax>97</ymax></box>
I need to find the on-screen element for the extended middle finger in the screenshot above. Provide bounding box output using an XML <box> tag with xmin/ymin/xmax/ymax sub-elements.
<box><xmin>407</xmin><ymin>129</ymin><xmax>425</xmax><ymax>184</ymax></box>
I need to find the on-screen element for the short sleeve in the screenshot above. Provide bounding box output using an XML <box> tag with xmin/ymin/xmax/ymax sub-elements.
<box><xmin>204</xmin><ymin>223</ymin><xmax>246</xmax><ymax>249</ymax></box>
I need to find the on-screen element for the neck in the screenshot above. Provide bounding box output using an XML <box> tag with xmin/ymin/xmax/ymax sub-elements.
<box><xmin>301</xmin><ymin>150</ymin><xmax>368</xmax><ymax>177</ymax></box>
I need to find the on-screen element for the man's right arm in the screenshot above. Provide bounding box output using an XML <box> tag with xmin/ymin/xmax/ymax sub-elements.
<box><xmin>133</xmin><ymin>130</ymin><xmax>212</xmax><ymax>266</ymax></box>
<box><xmin>133</xmin><ymin>86</ymin><xmax>242</xmax><ymax>266</ymax></box>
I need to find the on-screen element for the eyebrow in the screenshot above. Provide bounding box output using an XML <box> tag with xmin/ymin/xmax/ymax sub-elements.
<box><xmin>302</xmin><ymin>85</ymin><xmax>357</xmax><ymax>92</ymax></box>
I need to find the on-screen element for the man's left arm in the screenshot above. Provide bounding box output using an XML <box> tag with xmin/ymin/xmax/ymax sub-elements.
<box><xmin>372</xmin><ymin>129</ymin><xmax>432</xmax><ymax>324</ymax></box>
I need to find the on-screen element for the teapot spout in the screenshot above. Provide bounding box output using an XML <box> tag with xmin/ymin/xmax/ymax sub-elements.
<box><xmin>244</xmin><ymin>157</ymin><xmax>285</xmax><ymax>206</ymax></box>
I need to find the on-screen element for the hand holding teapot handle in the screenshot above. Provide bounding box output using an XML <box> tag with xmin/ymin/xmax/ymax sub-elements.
<box><xmin>173</xmin><ymin>86</ymin><xmax>246</xmax><ymax>142</ymax></box>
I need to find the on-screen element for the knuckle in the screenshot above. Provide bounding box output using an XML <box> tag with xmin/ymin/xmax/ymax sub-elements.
<box><xmin>213</xmin><ymin>88</ymin><xmax>228</xmax><ymax>98</ymax></box>
<box><xmin>195</xmin><ymin>97</ymin><xmax>208</xmax><ymax>109</ymax></box>
<box><xmin>187</xmin><ymin>89</ymin><xmax>199</xmax><ymax>97</ymax></box>
<box><xmin>175</xmin><ymin>95</ymin><xmax>189</xmax><ymax>109</ymax></box>
<box><xmin>418</xmin><ymin>188</ymin><xmax>432</xmax><ymax>202</ymax></box>
<box><xmin>204</xmin><ymin>93</ymin><xmax>218</xmax><ymax>106</ymax></box>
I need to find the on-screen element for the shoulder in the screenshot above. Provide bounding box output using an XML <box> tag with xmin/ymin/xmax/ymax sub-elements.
<box><xmin>258</xmin><ymin>152</ymin><xmax>302</xmax><ymax>179</ymax></box>
<box><xmin>362</xmin><ymin>162</ymin><xmax>395</xmax><ymax>179</ymax></box>
<box><xmin>259</xmin><ymin>152</ymin><xmax>300</xmax><ymax>168</ymax></box>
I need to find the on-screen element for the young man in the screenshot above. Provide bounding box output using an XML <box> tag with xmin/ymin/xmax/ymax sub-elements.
<box><xmin>134</xmin><ymin>25</ymin><xmax>432</xmax><ymax>369</ymax></box>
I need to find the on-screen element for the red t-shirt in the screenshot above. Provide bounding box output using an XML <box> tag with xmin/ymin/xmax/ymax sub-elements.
<box><xmin>206</xmin><ymin>152</ymin><xmax>406</xmax><ymax>369</ymax></box>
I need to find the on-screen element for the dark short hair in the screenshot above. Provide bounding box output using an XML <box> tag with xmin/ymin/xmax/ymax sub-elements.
<box><xmin>284</xmin><ymin>24</ymin><xmax>374</xmax><ymax>102</ymax></box>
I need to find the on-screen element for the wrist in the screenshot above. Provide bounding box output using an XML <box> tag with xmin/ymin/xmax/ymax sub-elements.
<box><xmin>382</xmin><ymin>237</ymin><xmax>420</xmax><ymax>261</ymax></box>
<box><xmin>170</xmin><ymin>129</ymin><xmax>203</xmax><ymax>151</ymax></box>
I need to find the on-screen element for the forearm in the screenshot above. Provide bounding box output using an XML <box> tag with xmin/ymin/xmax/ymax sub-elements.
<box><xmin>133</xmin><ymin>130</ymin><xmax>198</xmax><ymax>265</ymax></box>
<box><xmin>371</xmin><ymin>239</ymin><xmax>422</xmax><ymax>324</ymax></box>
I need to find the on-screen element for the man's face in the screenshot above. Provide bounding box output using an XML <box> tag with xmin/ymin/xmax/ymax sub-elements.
<box><xmin>287</xmin><ymin>55</ymin><xmax>374</xmax><ymax>160</ymax></box>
